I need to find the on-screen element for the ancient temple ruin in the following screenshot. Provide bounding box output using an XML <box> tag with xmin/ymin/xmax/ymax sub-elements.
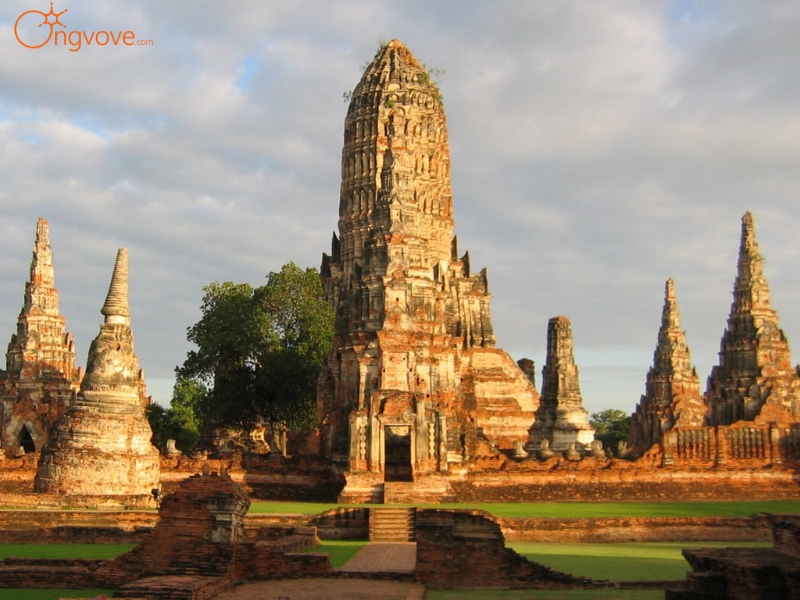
<box><xmin>0</xmin><ymin>218</ymin><xmax>82</xmax><ymax>458</ymax></box>
<box><xmin>34</xmin><ymin>248</ymin><xmax>160</xmax><ymax>498</ymax></box>
<box><xmin>629</xmin><ymin>279</ymin><xmax>706</xmax><ymax>455</ymax></box>
<box><xmin>317</xmin><ymin>40</ymin><xmax>539</xmax><ymax>500</ymax></box>
<box><xmin>705</xmin><ymin>212</ymin><xmax>800</xmax><ymax>426</ymax></box>
<box><xmin>528</xmin><ymin>316</ymin><xmax>594</xmax><ymax>453</ymax></box>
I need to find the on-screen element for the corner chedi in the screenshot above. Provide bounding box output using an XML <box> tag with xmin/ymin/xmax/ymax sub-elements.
<box><xmin>706</xmin><ymin>212</ymin><xmax>800</xmax><ymax>426</ymax></box>
<box><xmin>0</xmin><ymin>218</ymin><xmax>82</xmax><ymax>458</ymax></box>
<box><xmin>629</xmin><ymin>279</ymin><xmax>706</xmax><ymax>456</ymax></box>
<box><xmin>317</xmin><ymin>40</ymin><xmax>539</xmax><ymax>502</ymax></box>
<box><xmin>528</xmin><ymin>316</ymin><xmax>594</xmax><ymax>455</ymax></box>
<box><xmin>34</xmin><ymin>248</ymin><xmax>160</xmax><ymax>499</ymax></box>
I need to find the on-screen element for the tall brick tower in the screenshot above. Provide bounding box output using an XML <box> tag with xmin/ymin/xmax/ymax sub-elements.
<box><xmin>318</xmin><ymin>41</ymin><xmax>538</xmax><ymax>500</ymax></box>
<box><xmin>629</xmin><ymin>279</ymin><xmax>705</xmax><ymax>455</ymax></box>
<box><xmin>0</xmin><ymin>218</ymin><xmax>82</xmax><ymax>458</ymax></box>
<box><xmin>706</xmin><ymin>212</ymin><xmax>800</xmax><ymax>425</ymax></box>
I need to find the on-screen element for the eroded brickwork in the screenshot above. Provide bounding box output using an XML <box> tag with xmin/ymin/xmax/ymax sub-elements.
<box><xmin>415</xmin><ymin>509</ymin><xmax>586</xmax><ymax>589</ymax></box>
<box><xmin>667</xmin><ymin>515</ymin><xmax>800</xmax><ymax>599</ymax></box>
<box><xmin>529</xmin><ymin>316</ymin><xmax>594</xmax><ymax>452</ymax></box>
<box><xmin>706</xmin><ymin>212</ymin><xmax>800</xmax><ymax>426</ymax></box>
<box><xmin>0</xmin><ymin>218</ymin><xmax>82</xmax><ymax>458</ymax></box>
<box><xmin>34</xmin><ymin>249</ymin><xmax>160</xmax><ymax>497</ymax></box>
<box><xmin>630</xmin><ymin>279</ymin><xmax>706</xmax><ymax>455</ymax></box>
<box><xmin>318</xmin><ymin>40</ymin><xmax>538</xmax><ymax>500</ymax></box>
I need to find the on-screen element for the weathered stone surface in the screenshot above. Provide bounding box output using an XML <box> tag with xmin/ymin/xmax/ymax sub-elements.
<box><xmin>706</xmin><ymin>212</ymin><xmax>800</xmax><ymax>426</ymax></box>
<box><xmin>630</xmin><ymin>279</ymin><xmax>706</xmax><ymax>455</ymax></box>
<box><xmin>667</xmin><ymin>515</ymin><xmax>800</xmax><ymax>599</ymax></box>
<box><xmin>529</xmin><ymin>316</ymin><xmax>594</xmax><ymax>452</ymax></box>
<box><xmin>0</xmin><ymin>218</ymin><xmax>82</xmax><ymax>458</ymax></box>
<box><xmin>34</xmin><ymin>248</ymin><xmax>160</xmax><ymax>497</ymax></box>
<box><xmin>415</xmin><ymin>509</ymin><xmax>586</xmax><ymax>589</ymax></box>
<box><xmin>318</xmin><ymin>40</ymin><xmax>538</xmax><ymax>500</ymax></box>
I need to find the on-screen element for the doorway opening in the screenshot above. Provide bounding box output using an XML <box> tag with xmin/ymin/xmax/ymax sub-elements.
<box><xmin>384</xmin><ymin>426</ymin><xmax>412</xmax><ymax>482</ymax></box>
<box><xmin>17</xmin><ymin>426</ymin><xmax>36</xmax><ymax>454</ymax></box>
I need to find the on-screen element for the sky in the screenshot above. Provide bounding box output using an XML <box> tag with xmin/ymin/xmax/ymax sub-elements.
<box><xmin>0</xmin><ymin>1</ymin><xmax>798</xmax><ymax>416</ymax></box>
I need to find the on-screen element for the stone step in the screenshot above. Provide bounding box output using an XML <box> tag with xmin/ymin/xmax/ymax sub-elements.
<box><xmin>369</xmin><ymin>508</ymin><xmax>416</xmax><ymax>542</ymax></box>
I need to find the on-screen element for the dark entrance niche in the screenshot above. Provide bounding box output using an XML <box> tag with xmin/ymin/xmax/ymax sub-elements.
<box><xmin>18</xmin><ymin>426</ymin><xmax>36</xmax><ymax>454</ymax></box>
<box><xmin>384</xmin><ymin>426</ymin><xmax>412</xmax><ymax>482</ymax></box>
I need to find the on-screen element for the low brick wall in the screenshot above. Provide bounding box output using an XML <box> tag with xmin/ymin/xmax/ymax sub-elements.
<box><xmin>448</xmin><ymin>463</ymin><xmax>800</xmax><ymax>502</ymax></box>
<box><xmin>415</xmin><ymin>509</ymin><xmax>590</xmax><ymax>590</ymax></box>
<box><xmin>234</xmin><ymin>546</ymin><xmax>330</xmax><ymax>581</ymax></box>
<box><xmin>498</xmin><ymin>515</ymin><xmax>773</xmax><ymax>543</ymax></box>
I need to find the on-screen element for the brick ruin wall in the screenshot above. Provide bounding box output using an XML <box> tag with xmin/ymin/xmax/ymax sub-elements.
<box><xmin>415</xmin><ymin>509</ymin><xmax>589</xmax><ymax>590</ymax></box>
<box><xmin>2</xmin><ymin>452</ymin><xmax>800</xmax><ymax>507</ymax></box>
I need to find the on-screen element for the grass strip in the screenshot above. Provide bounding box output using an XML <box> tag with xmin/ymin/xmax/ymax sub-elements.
<box><xmin>0</xmin><ymin>543</ymin><xmax>136</xmax><ymax>559</ymax></box>
<box><xmin>300</xmin><ymin>540</ymin><xmax>367</xmax><ymax>568</ymax></box>
<box><xmin>508</xmin><ymin>541</ymin><xmax>771</xmax><ymax>581</ymax></box>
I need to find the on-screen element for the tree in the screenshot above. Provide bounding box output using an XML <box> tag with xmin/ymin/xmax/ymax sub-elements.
<box><xmin>590</xmin><ymin>409</ymin><xmax>631</xmax><ymax>455</ymax></box>
<box><xmin>177</xmin><ymin>263</ymin><xmax>334</xmax><ymax>433</ymax></box>
<box><xmin>146</xmin><ymin>376</ymin><xmax>206</xmax><ymax>453</ymax></box>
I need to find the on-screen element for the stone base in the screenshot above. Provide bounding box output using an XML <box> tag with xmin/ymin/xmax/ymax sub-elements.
<box><xmin>116</xmin><ymin>575</ymin><xmax>233</xmax><ymax>599</ymax></box>
<box><xmin>337</xmin><ymin>471</ymin><xmax>384</xmax><ymax>503</ymax></box>
<box><xmin>338</xmin><ymin>472</ymin><xmax>456</xmax><ymax>504</ymax></box>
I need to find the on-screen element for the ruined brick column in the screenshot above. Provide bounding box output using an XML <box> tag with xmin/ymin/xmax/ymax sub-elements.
<box><xmin>34</xmin><ymin>248</ymin><xmax>160</xmax><ymax>497</ymax></box>
<box><xmin>318</xmin><ymin>40</ymin><xmax>538</xmax><ymax>497</ymax></box>
<box><xmin>629</xmin><ymin>279</ymin><xmax>706</xmax><ymax>455</ymax></box>
<box><xmin>0</xmin><ymin>218</ymin><xmax>82</xmax><ymax>458</ymax></box>
<box><xmin>705</xmin><ymin>212</ymin><xmax>800</xmax><ymax>426</ymax></box>
<box><xmin>529</xmin><ymin>316</ymin><xmax>594</xmax><ymax>452</ymax></box>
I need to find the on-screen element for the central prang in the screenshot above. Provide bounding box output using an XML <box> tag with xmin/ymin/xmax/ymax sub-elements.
<box><xmin>317</xmin><ymin>40</ymin><xmax>547</xmax><ymax>502</ymax></box>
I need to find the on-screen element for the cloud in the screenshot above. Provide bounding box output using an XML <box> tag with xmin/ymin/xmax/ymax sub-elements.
<box><xmin>0</xmin><ymin>0</ymin><xmax>797</xmax><ymax>415</ymax></box>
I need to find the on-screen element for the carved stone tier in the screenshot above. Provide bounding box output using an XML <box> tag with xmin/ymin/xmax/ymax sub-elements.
<box><xmin>629</xmin><ymin>279</ymin><xmax>706</xmax><ymax>455</ymax></box>
<box><xmin>705</xmin><ymin>212</ymin><xmax>800</xmax><ymax>426</ymax></box>
<box><xmin>529</xmin><ymin>316</ymin><xmax>594</xmax><ymax>452</ymax></box>
<box><xmin>0</xmin><ymin>218</ymin><xmax>82</xmax><ymax>458</ymax></box>
<box><xmin>318</xmin><ymin>40</ymin><xmax>538</xmax><ymax>489</ymax></box>
<box><xmin>34</xmin><ymin>248</ymin><xmax>159</xmax><ymax>496</ymax></box>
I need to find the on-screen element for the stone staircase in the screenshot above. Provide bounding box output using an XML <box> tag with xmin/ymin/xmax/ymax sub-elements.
<box><xmin>369</xmin><ymin>508</ymin><xmax>416</xmax><ymax>542</ymax></box>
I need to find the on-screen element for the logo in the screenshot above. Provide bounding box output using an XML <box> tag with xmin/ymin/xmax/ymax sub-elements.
<box><xmin>14</xmin><ymin>2</ymin><xmax>153</xmax><ymax>52</ymax></box>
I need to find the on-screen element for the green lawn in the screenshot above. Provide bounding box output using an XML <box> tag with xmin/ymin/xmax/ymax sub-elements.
<box><xmin>509</xmin><ymin>541</ymin><xmax>771</xmax><ymax>581</ymax></box>
<box><xmin>248</xmin><ymin>499</ymin><xmax>800</xmax><ymax>518</ymax></box>
<box><xmin>301</xmin><ymin>540</ymin><xmax>367</xmax><ymax>567</ymax></box>
<box><xmin>0</xmin><ymin>543</ymin><xmax>136</xmax><ymax>559</ymax></box>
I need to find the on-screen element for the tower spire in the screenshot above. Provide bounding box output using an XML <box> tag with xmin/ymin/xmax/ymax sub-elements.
<box><xmin>629</xmin><ymin>279</ymin><xmax>705</xmax><ymax>455</ymax></box>
<box><xmin>35</xmin><ymin>247</ymin><xmax>159</xmax><ymax>497</ymax></box>
<box><xmin>706</xmin><ymin>212</ymin><xmax>800</xmax><ymax>425</ymax></box>
<box><xmin>101</xmin><ymin>248</ymin><xmax>130</xmax><ymax>323</ymax></box>
<box><xmin>1</xmin><ymin>218</ymin><xmax>81</xmax><ymax>458</ymax></box>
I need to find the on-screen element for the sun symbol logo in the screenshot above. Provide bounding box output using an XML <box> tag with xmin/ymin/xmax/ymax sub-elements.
<box><xmin>14</xmin><ymin>2</ymin><xmax>68</xmax><ymax>49</ymax></box>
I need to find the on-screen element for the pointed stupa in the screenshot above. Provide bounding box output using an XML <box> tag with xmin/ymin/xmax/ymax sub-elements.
<box><xmin>101</xmin><ymin>247</ymin><xmax>130</xmax><ymax>322</ymax></box>
<box><xmin>629</xmin><ymin>279</ymin><xmax>705</xmax><ymax>455</ymax></box>
<box><xmin>706</xmin><ymin>212</ymin><xmax>800</xmax><ymax>425</ymax></box>
<box><xmin>317</xmin><ymin>41</ymin><xmax>539</xmax><ymax>499</ymax></box>
<box><xmin>34</xmin><ymin>248</ymin><xmax>159</xmax><ymax>498</ymax></box>
<box><xmin>0</xmin><ymin>218</ymin><xmax>81</xmax><ymax>458</ymax></box>
<box><xmin>529</xmin><ymin>317</ymin><xmax>595</xmax><ymax>452</ymax></box>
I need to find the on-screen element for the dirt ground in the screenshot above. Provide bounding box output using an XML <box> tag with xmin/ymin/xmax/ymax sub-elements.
<box><xmin>214</xmin><ymin>578</ymin><xmax>426</xmax><ymax>600</ymax></box>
